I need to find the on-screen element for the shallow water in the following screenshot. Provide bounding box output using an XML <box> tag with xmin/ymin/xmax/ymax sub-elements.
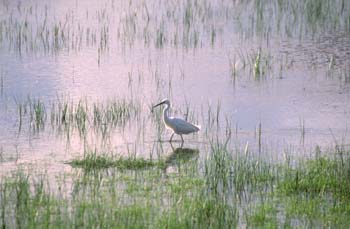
<box><xmin>0</xmin><ymin>0</ymin><xmax>349</xmax><ymax>173</ymax></box>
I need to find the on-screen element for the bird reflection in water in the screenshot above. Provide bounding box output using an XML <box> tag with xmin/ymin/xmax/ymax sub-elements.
<box><xmin>162</xmin><ymin>144</ymin><xmax>199</xmax><ymax>174</ymax></box>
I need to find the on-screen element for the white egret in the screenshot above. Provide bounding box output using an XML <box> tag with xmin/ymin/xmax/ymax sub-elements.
<box><xmin>152</xmin><ymin>98</ymin><xmax>200</xmax><ymax>143</ymax></box>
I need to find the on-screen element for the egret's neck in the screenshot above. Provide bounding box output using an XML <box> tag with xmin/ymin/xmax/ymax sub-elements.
<box><xmin>163</xmin><ymin>104</ymin><xmax>170</xmax><ymax>124</ymax></box>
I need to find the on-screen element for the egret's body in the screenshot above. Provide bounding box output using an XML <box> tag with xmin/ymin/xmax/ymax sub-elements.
<box><xmin>153</xmin><ymin>99</ymin><xmax>200</xmax><ymax>143</ymax></box>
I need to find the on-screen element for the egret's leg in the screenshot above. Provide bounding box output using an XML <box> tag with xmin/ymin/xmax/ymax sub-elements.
<box><xmin>170</xmin><ymin>133</ymin><xmax>175</xmax><ymax>142</ymax></box>
<box><xmin>180</xmin><ymin>135</ymin><xmax>184</xmax><ymax>143</ymax></box>
<box><xmin>169</xmin><ymin>141</ymin><xmax>175</xmax><ymax>151</ymax></box>
<box><xmin>180</xmin><ymin>140</ymin><xmax>184</xmax><ymax>148</ymax></box>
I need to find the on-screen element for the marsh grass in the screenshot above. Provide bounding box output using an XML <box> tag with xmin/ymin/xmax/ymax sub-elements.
<box><xmin>0</xmin><ymin>0</ymin><xmax>348</xmax><ymax>74</ymax></box>
<box><xmin>29</xmin><ymin>98</ymin><xmax>47</xmax><ymax>132</ymax></box>
<box><xmin>247</xmin><ymin>201</ymin><xmax>278</xmax><ymax>228</ymax></box>
<box><xmin>0</xmin><ymin>71</ymin><xmax>4</xmax><ymax>96</ymax></box>
<box><xmin>1</xmin><ymin>141</ymin><xmax>350</xmax><ymax>227</ymax></box>
<box><xmin>273</xmin><ymin>150</ymin><xmax>350</xmax><ymax>227</ymax></box>
<box><xmin>0</xmin><ymin>172</ymin><xmax>63</xmax><ymax>228</ymax></box>
<box><xmin>251</xmin><ymin>49</ymin><xmax>272</xmax><ymax>79</ymax></box>
<box><xmin>69</xmin><ymin>149</ymin><xmax>165</xmax><ymax>171</ymax></box>
<box><xmin>16</xmin><ymin>96</ymin><xmax>139</xmax><ymax>139</ymax></box>
<box><xmin>279</xmin><ymin>155</ymin><xmax>350</xmax><ymax>199</ymax></box>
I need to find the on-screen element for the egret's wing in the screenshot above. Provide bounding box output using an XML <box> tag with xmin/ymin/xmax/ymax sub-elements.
<box><xmin>170</xmin><ymin>117</ymin><xmax>200</xmax><ymax>134</ymax></box>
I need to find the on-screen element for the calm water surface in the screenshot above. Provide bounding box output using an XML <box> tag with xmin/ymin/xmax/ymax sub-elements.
<box><xmin>0</xmin><ymin>0</ymin><xmax>349</xmax><ymax>173</ymax></box>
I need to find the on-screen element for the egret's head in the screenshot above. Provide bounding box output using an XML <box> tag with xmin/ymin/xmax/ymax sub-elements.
<box><xmin>152</xmin><ymin>98</ymin><xmax>170</xmax><ymax>110</ymax></box>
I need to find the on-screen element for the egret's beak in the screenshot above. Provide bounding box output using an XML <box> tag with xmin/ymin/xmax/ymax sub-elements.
<box><xmin>151</xmin><ymin>101</ymin><xmax>164</xmax><ymax>113</ymax></box>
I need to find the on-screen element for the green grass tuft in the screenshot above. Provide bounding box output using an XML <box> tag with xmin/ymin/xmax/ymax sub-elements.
<box><xmin>69</xmin><ymin>151</ymin><xmax>165</xmax><ymax>171</ymax></box>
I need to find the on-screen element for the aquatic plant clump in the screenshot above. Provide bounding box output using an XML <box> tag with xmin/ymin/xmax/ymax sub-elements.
<box><xmin>69</xmin><ymin>151</ymin><xmax>165</xmax><ymax>170</ymax></box>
